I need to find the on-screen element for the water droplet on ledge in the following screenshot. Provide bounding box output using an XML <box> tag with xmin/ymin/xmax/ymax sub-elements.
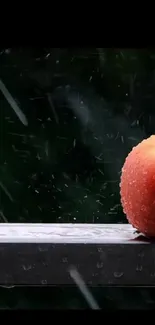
<box><xmin>96</xmin><ymin>262</ymin><xmax>104</xmax><ymax>269</ymax></box>
<box><xmin>62</xmin><ymin>257</ymin><xmax>68</xmax><ymax>263</ymax></box>
<box><xmin>41</xmin><ymin>279</ymin><xmax>47</xmax><ymax>285</ymax></box>
<box><xmin>113</xmin><ymin>271</ymin><xmax>124</xmax><ymax>278</ymax></box>
<box><xmin>136</xmin><ymin>265</ymin><xmax>143</xmax><ymax>271</ymax></box>
<box><xmin>22</xmin><ymin>264</ymin><xmax>32</xmax><ymax>271</ymax></box>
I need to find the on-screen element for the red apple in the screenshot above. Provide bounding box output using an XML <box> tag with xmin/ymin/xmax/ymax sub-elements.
<box><xmin>120</xmin><ymin>135</ymin><xmax>155</xmax><ymax>237</ymax></box>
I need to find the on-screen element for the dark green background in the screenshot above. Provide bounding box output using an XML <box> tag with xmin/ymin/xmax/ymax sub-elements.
<box><xmin>1</xmin><ymin>48</ymin><xmax>155</xmax><ymax>309</ymax></box>
<box><xmin>1</xmin><ymin>48</ymin><xmax>154</xmax><ymax>224</ymax></box>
